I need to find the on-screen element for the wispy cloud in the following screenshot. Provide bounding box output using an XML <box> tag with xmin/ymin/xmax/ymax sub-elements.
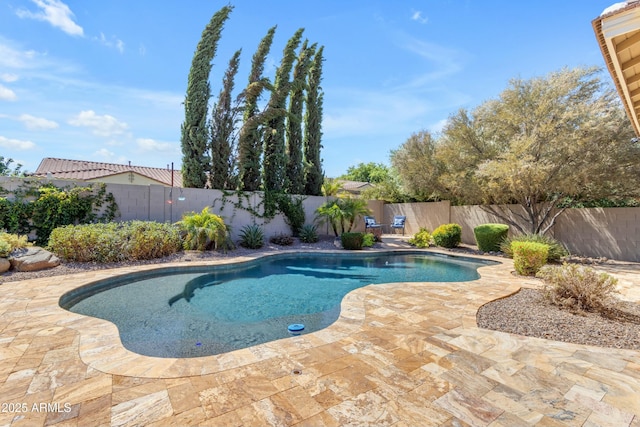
<box><xmin>1</xmin><ymin>73</ymin><xmax>19</xmax><ymax>83</ymax></box>
<box><xmin>95</xmin><ymin>33</ymin><xmax>125</xmax><ymax>53</ymax></box>
<box><xmin>0</xmin><ymin>136</ymin><xmax>36</xmax><ymax>150</ymax></box>
<box><xmin>93</xmin><ymin>148</ymin><xmax>127</xmax><ymax>164</ymax></box>
<box><xmin>136</xmin><ymin>138</ymin><xmax>176</xmax><ymax>153</ymax></box>
<box><xmin>0</xmin><ymin>84</ymin><xmax>17</xmax><ymax>101</ymax></box>
<box><xmin>68</xmin><ymin>110</ymin><xmax>129</xmax><ymax>137</ymax></box>
<box><xmin>19</xmin><ymin>114</ymin><xmax>59</xmax><ymax>130</ymax></box>
<box><xmin>16</xmin><ymin>0</ymin><xmax>84</xmax><ymax>37</ymax></box>
<box><xmin>411</xmin><ymin>10</ymin><xmax>428</xmax><ymax>24</ymax></box>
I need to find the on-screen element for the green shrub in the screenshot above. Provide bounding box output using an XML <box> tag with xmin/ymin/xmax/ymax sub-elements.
<box><xmin>500</xmin><ymin>233</ymin><xmax>568</xmax><ymax>262</ymax></box>
<box><xmin>362</xmin><ymin>233</ymin><xmax>375</xmax><ymax>248</ymax></box>
<box><xmin>473</xmin><ymin>223</ymin><xmax>509</xmax><ymax>252</ymax></box>
<box><xmin>48</xmin><ymin>221</ymin><xmax>182</xmax><ymax>262</ymax></box>
<box><xmin>341</xmin><ymin>232</ymin><xmax>364</xmax><ymax>250</ymax></box>
<box><xmin>0</xmin><ymin>238</ymin><xmax>10</xmax><ymax>257</ymax></box>
<box><xmin>298</xmin><ymin>224</ymin><xmax>319</xmax><ymax>243</ymax></box>
<box><xmin>537</xmin><ymin>263</ymin><xmax>619</xmax><ymax>312</ymax></box>
<box><xmin>125</xmin><ymin>221</ymin><xmax>182</xmax><ymax>260</ymax></box>
<box><xmin>239</xmin><ymin>224</ymin><xmax>264</xmax><ymax>249</ymax></box>
<box><xmin>432</xmin><ymin>223</ymin><xmax>462</xmax><ymax>248</ymax></box>
<box><xmin>177</xmin><ymin>207</ymin><xmax>229</xmax><ymax>251</ymax></box>
<box><xmin>270</xmin><ymin>234</ymin><xmax>294</xmax><ymax>246</ymax></box>
<box><xmin>0</xmin><ymin>232</ymin><xmax>30</xmax><ymax>251</ymax></box>
<box><xmin>512</xmin><ymin>241</ymin><xmax>548</xmax><ymax>276</ymax></box>
<box><xmin>408</xmin><ymin>228</ymin><xmax>431</xmax><ymax>248</ymax></box>
<box><xmin>276</xmin><ymin>195</ymin><xmax>306</xmax><ymax>237</ymax></box>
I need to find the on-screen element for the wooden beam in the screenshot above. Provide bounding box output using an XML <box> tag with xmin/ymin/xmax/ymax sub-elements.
<box><xmin>626</xmin><ymin>72</ymin><xmax>640</xmax><ymax>85</ymax></box>
<box><xmin>615</xmin><ymin>31</ymin><xmax>640</xmax><ymax>52</ymax></box>
<box><xmin>621</xmin><ymin>55</ymin><xmax>640</xmax><ymax>72</ymax></box>
<box><xmin>631</xmin><ymin>87</ymin><xmax>640</xmax><ymax>99</ymax></box>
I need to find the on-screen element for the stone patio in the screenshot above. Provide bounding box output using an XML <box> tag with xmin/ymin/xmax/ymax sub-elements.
<box><xmin>1</xmin><ymin>237</ymin><xmax>639</xmax><ymax>426</ymax></box>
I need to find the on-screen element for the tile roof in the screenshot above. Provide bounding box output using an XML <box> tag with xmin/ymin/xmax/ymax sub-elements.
<box><xmin>32</xmin><ymin>157</ymin><xmax>183</xmax><ymax>187</ymax></box>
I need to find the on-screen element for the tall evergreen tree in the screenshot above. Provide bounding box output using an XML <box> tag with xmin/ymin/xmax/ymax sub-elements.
<box><xmin>303</xmin><ymin>45</ymin><xmax>325</xmax><ymax>196</ymax></box>
<box><xmin>238</xmin><ymin>26</ymin><xmax>276</xmax><ymax>191</ymax></box>
<box><xmin>210</xmin><ymin>49</ymin><xmax>242</xmax><ymax>190</ymax></box>
<box><xmin>286</xmin><ymin>40</ymin><xmax>316</xmax><ymax>195</ymax></box>
<box><xmin>180</xmin><ymin>5</ymin><xmax>232</xmax><ymax>188</ymax></box>
<box><xmin>262</xmin><ymin>28</ymin><xmax>304</xmax><ymax>193</ymax></box>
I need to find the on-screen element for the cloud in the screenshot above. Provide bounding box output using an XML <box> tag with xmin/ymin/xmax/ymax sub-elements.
<box><xmin>68</xmin><ymin>110</ymin><xmax>129</xmax><ymax>137</ymax></box>
<box><xmin>411</xmin><ymin>10</ymin><xmax>428</xmax><ymax>24</ymax></box>
<box><xmin>1</xmin><ymin>73</ymin><xmax>18</xmax><ymax>83</ymax></box>
<box><xmin>93</xmin><ymin>148</ymin><xmax>127</xmax><ymax>164</ymax></box>
<box><xmin>18</xmin><ymin>114</ymin><xmax>59</xmax><ymax>130</ymax></box>
<box><xmin>136</xmin><ymin>138</ymin><xmax>176</xmax><ymax>153</ymax></box>
<box><xmin>16</xmin><ymin>0</ymin><xmax>84</xmax><ymax>37</ymax></box>
<box><xmin>0</xmin><ymin>136</ymin><xmax>36</xmax><ymax>150</ymax></box>
<box><xmin>0</xmin><ymin>84</ymin><xmax>17</xmax><ymax>101</ymax></box>
<box><xmin>95</xmin><ymin>33</ymin><xmax>125</xmax><ymax>53</ymax></box>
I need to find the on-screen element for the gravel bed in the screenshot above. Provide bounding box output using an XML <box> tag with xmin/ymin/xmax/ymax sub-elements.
<box><xmin>4</xmin><ymin>240</ymin><xmax>640</xmax><ymax>351</ymax></box>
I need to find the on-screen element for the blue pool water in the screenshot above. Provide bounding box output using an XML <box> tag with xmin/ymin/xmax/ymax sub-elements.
<box><xmin>60</xmin><ymin>252</ymin><xmax>494</xmax><ymax>358</ymax></box>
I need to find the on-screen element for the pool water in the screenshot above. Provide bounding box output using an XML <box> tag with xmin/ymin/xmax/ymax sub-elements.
<box><xmin>62</xmin><ymin>252</ymin><xmax>493</xmax><ymax>358</ymax></box>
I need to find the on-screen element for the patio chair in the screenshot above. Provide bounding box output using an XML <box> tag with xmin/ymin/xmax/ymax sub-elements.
<box><xmin>390</xmin><ymin>215</ymin><xmax>406</xmax><ymax>235</ymax></box>
<box><xmin>364</xmin><ymin>216</ymin><xmax>383</xmax><ymax>232</ymax></box>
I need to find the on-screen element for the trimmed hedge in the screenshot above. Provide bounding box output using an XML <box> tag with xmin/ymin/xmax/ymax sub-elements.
<box><xmin>474</xmin><ymin>223</ymin><xmax>509</xmax><ymax>252</ymax></box>
<box><xmin>500</xmin><ymin>233</ymin><xmax>568</xmax><ymax>262</ymax></box>
<box><xmin>408</xmin><ymin>227</ymin><xmax>431</xmax><ymax>248</ymax></box>
<box><xmin>341</xmin><ymin>232</ymin><xmax>364</xmax><ymax>250</ymax></box>
<box><xmin>512</xmin><ymin>241</ymin><xmax>548</xmax><ymax>276</ymax></box>
<box><xmin>432</xmin><ymin>223</ymin><xmax>462</xmax><ymax>248</ymax></box>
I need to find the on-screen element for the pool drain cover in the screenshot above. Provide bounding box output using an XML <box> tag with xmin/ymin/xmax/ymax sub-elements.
<box><xmin>288</xmin><ymin>324</ymin><xmax>305</xmax><ymax>335</ymax></box>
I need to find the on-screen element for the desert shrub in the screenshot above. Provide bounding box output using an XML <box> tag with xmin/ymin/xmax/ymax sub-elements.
<box><xmin>239</xmin><ymin>224</ymin><xmax>264</xmax><ymax>249</ymax></box>
<box><xmin>270</xmin><ymin>233</ymin><xmax>294</xmax><ymax>246</ymax></box>
<box><xmin>298</xmin><ymin>224</ymin><xmax>319</xmax><ymax>243</ymax></box>
<box><xmin>0</xmin><ymin>239</ymin><xmax>10</xmax><ymax>257</ymax></box>
<box><xmin>474</xmin><ymin>223</ymin><xmax>509</xmax><ymax>252</ymax></box>
<box><xmin>125</xmin><ymin>221</ymin><xmax>182</xmax><ymax>260</ymax></box>
<box><xmin>177</xmin><ymin>207</ymin><xmax>229</xmax><ymax>251</ymax></box>
<box><xmin>431</xmin><ymin>223</ymin><xmax>462</xmax><ymax>248</ymax></box>
<box><xmin>501</xmin><ymin>233</ymin><xmax>568</xmax><ymax>262</ymax></box>
<box><xmin>537</xmin><ymin>263</ymin><xmax>619</xmax><ymax>312</ymax></box>
<box><xmin>512</xmin><ymin>241</ymin><xmax>548</xmax><ymax>276</ymax></box>
<box><xmin>48</xmin><ymin>221</ymin><xmax>182</xmax><ymax>262</ymax></box>
<box><xmin>362</xmin><ymin>233</ymin><xmax>375</xmax><ymax>248</ymax></box>
<box><xmin>408</xmin><ymin>228</ymin><xmax>431</xmax><ymax>248</ymax></box>
<box><xmin>341</xmin><ymin>232</ymin><xmax>364</xmax><ymax>250</ymax></box>
<box><xmin>0</xmin><ymin>232</ymin><xmax>30</xmax><ymax>252</ymax></box>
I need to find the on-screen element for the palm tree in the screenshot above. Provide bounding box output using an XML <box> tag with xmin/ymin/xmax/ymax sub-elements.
<box><xmin>315</xmin><ymin>198</ymin><xmax>370</xmax><ymax>236</ymax></box>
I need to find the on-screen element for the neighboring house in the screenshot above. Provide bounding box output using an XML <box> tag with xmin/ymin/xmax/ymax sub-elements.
<box><xmin>336</xmin><ymin>180</ymin><xmax>375</xmax><ymax>196</ymax></box>
<box><xmin>31</xmin><ymin>157</ymin><xmax>183</xmax><ymax>187</ymax></box>
<box><xmin>593</xmin><ymin>0</ymin><xmax>640</xmax><ymax>136</ymax></box>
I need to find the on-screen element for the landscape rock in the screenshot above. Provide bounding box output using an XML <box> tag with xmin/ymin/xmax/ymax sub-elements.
<box><xmin>9</xmin><ymin>247</ymin><xmax>60</xmax><ymax>272</ymax></box>
<box><xmin>0</xmin><ymin>258</ymin><xmax>10</xmax><ymax>273</ymax></box>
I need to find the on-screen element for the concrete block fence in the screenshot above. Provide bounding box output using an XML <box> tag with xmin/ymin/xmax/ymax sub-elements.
<box><xmin>2</xmin><ymin>177</ymin><xmax>639</xmax><ymax>262</ymax></box>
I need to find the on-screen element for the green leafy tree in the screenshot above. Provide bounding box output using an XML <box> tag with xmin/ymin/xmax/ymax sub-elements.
<box><xmin>394</xmin><ymin>67</ymin><xmax>640</xmax><ymax>234</ymax></box>
<box><xmin>210</xmin><ymin>49</ymin><xmax>242</xmax><ymax>190</ymax></box>
<box><xmin>339</xmin><ymin>162</ymin><xmax>391</xmax><ymax>183</ymax></box>
<box><xmin>0</xmin><ymin>157</ymin><xmax>24</xmax><ymax>177</ymax></box>
<box><xmin>180</xmin><ymin>5</ymin><xmax>232</xmax><ymax>188</ymax></box>
<box><xmin>303</xmin><ymin>46</ymin><xmax>325</xmax><ymax>196</ymax></box>
<box><xmin>286</xmin><ymin>40</ymin><xmax>316</xmax><ymax>194</ymax></box>
<box><xmin>262</xmin><ymin>28</ymin><xmax>304</xmax><ymax>192</ymax></box>
<box><xmin>238</xmin><ymin>26</ymin><xmax>276</xmax><ymax>191</ymax></box>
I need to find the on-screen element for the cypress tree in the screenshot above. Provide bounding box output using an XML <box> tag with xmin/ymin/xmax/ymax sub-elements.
<box><xmin>210</xmin><ymin>49</ymin><xmax>242</xmax><ymax>190</ymax></box>
<box><xmin>304</xmin><ymin>45</ymin><xmax>325</xmax><ymax>196</ymax></box>
<box><xmin>286</xmin><ymin>40</ymin><xmax>316</xmax><ymax>195</ymax></box>
<box><xmin>180</xmin><ymin>5</ymin><xmax>232</xmax><ymax>188</ymax></box>
<box><xmin>262</xmin><ymin>28</ymin><xmax>304</xmax><ymax>192</ymax></box>
<box><xmin>238</xmin><ymin>26</ymin><xmax>276</xmax><ymax>191</ymax></box>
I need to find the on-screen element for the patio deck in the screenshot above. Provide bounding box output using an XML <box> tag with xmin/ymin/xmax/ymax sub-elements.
<box><xmin>1</xmin><ymin>237</ymin><xmax>639</xmax><ymax>426</ymax></box>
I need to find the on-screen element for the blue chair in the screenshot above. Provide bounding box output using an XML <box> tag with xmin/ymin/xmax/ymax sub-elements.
<box><xmin>364</xmin><ymin>216</ymin><xmax>382</xmax><ymax>233</ymax></box>
<box><xmin>390</xmin><ymin>215</ymin><xmax>406</xmax><ymax>235</ymax></box>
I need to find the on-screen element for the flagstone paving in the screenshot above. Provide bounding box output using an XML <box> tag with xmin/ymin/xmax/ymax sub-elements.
<box><xmin>1</xmin><ymin>239</ymin><xmax>639</xmax><ymax>426</ymax></box>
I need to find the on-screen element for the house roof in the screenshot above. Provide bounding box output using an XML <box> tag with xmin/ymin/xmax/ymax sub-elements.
<box><xmin>337</xmin><ymin>180</ymin><xmax>375</xmax><ymax>193</ymax></box>
<box><xmin>593</xmin><ymin>0</ymin><xmax>640</xmax><ymax>136</ymax></box>
<box><xmin>32</xmin><ymin>157</ymin><xmax>183</xmax><ymax>187</ymax></box>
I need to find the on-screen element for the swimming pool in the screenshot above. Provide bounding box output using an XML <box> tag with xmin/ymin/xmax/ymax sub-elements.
<box><xmin>60</xmin><ymin>251</ymin><xmax>495</xmax><ymax>358</ymax></box>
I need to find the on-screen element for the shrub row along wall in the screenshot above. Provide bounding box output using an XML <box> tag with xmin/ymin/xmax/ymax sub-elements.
<box><xmin>385</xmin><ymin>202</ymin><xmax>640</xmax><ymax>262</ymax></box>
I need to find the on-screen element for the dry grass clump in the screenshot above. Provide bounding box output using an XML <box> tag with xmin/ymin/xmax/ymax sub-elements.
<box><xmin>536</xmin><ymin>263</ymin><xmax>618</xmax><ymax>313</ymax></box>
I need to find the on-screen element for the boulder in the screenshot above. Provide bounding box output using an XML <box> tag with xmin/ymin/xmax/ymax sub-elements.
<box><xmin>9</xmin><ymin>247</ymin><xmax>61</xmax><ymax>272</ymax></box>
<box><xmin>0</xmin><ymin>258</ymin><xmax>10</xmax><ymax>273</ymax></box>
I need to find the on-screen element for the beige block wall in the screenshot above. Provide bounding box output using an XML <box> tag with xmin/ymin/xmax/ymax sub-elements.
<box><xmin>450</xmin><ymin>205</ymin><xmax>532</xmax><ymax>245</ymax></box>
<box><xmin>384</xmin><ymin>201</ymin><xmax>450</xmax><ymax>235</ymax></box>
